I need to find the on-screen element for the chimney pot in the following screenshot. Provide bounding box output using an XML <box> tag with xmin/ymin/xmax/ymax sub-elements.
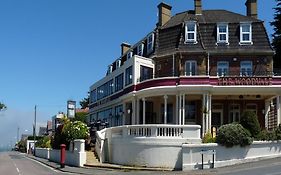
<box><xmin>194</xmin><ymin>0</ymin><xmax>202</xmax><ymax>15</ymax></box>
<box><xmin>121</xmin><ymin>42</ymin><xmax>131</xmax><ymax>56</ymax></box>
<box><xmin>157</xmin><ymin>2</ymin><xmax>172</xmax><ymax>27</ymax></box>
<box><xmin>245</xmin><ymin>0</ymin><xmax>257</xmax><ymax>19</ymax></box>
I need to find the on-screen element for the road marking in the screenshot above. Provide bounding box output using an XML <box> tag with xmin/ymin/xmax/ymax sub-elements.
<box><xmin>25</xmin><ymin>156</ymin><xmax>74</xmax><ymax>174</ymax></box>
<box><xmin>13</xmin><ymin>162</ymin><xmax>21</xmax><ymax>175</ymax></box>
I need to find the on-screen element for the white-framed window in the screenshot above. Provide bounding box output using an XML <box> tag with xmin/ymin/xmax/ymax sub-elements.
<box><xmin>217</xmin><ymin>61</ymin><xmax>229</xmax><ymax>76</ymax></box>
<box><xmin>107</xmin><ymin>65</ymin><xmax>113</xmax><ymax>75</ymax></box>
<box><xmin>240</xmin><ymin>61</ymin><xmax>253</xmax><ymax>76</ymax></box>
<box><xmin>217</xmin><ymin>24</ymin><xmax>229</xmax><ymax>43</ymax></box>
<box><xmin>185</xmin><ymin>22</ymin><xmax>197</xmax><ymax>43</ymax></box>
<box><xmin>137</xmin><ymin>43</ymin><xmax>144</xmax><ymax>56</ymax></box>
<box><xmin>125</xmin><ymin>66</ymin><xmax>133</xmax><ymax>86</ymax></box>
<box><xmin>240</xmin><ymin>23</ymin><xmax>252</xmax><ymax>44</ymax></box>
<box><xmin>185</xmin><ymin>60</ymin><xmax>197</xmax><ymax>76</ymax></box>
<box><xmin>116</xmin><ymin>59</ymin><xmax>121</xmax><ymax>68</ymax></box>
<box><xmin>126</xmin><ymin>51</ymin><xmax>133</xmax><ymax>60</ymax></box>
<box><xmin>229</xmin><ymin>104</ymin><xmax>240</xmax><ymax>123</ymax></box>
<box><xmin>147</xmin><ymin>33</ymin><xmax>154</xmax><ymax>54</ymax></box>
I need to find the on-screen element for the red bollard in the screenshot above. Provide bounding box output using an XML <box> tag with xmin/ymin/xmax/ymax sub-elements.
<box><xmin>60</xmin><ymin>144</ymin><xmax>66</xmax><ymax>168</ymax></box>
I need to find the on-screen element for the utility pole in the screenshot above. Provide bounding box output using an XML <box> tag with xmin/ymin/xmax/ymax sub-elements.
<box><xmin>17</xmin><ymin>126</ymin><xmax>19</xmax><ymax>143</ymax></box>
<box><xmin>33</xmin><ymin>105</ymin><xmax>37</xmax><ymax>156</ymax></box>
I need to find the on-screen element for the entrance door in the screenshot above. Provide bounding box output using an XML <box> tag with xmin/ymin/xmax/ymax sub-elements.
<box><xmin>229</xmin><ymin>104</ymin><xmax>240</xmax><ymax>123</ymax></box>
<box><xmin>212</xmin><ymin>110</ymin><xmax>223</xmax><ymax>128</ymax></box>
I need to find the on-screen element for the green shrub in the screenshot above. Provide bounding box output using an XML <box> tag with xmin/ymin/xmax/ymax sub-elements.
<box><xmin>35</xmin><ymin>136</ymin><xmax>51</xmax><ymax>148</ymax></box>
<box><xmin>240</xmin><ymin>111</ymin><xmax>261</xmax><ymax>139</ymax></box>
<box><xmin>62</xmin><ymin>121</ymin><xmax>89</xmax><ymax>142</ymax></box>
<box><xmin>202</xmin><ymin>132</ymin><xmax>216</xmax><ymax>143</ymax></box>
<box><xmin>257</xmin><ymin>130</ymin><xmax>276</xmax><ymax>141</ymax></box>
<box><xmin>275</xmin><ymin>124</ymin><xmax>281</xmax><ymax>140</ymax></box>
<box><xmin>216</xmin><ymin>123</ymin><xmax>253</xmax><ymax>147</ymax></box>
<box><xmin>51</xmin><ymin>125</ymin><xmax>69</xmax><ymax>149</ymax></box>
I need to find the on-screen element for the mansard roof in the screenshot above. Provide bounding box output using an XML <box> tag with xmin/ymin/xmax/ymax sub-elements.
<box><xmin>155</xmin><ymin>10</ymin><xmax>273</xmax><ymax>56</ymax></box>
<box><xmin>162</xmin><ymin>10</ymin><xmax>261</xmax><ymax>29</ymax></box>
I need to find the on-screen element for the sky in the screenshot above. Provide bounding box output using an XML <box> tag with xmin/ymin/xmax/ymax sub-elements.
<box><xmin>0</xmin><ymin>0</ymin><xmax>277</xmax><ymax>147</ymax></box>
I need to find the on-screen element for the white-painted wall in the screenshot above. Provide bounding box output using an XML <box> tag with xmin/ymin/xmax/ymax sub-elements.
<box><xmin>35</xmin><ymin>148</ymin><xmax>50</xmax><ymax>159</ymax></box>
<box><xmin>182</xmin><ymin>141</ymin><xmax>281</xmax><ymax>171</ymax></box>
<box><xmin>96</xmin><ymin>125</ymin><xmax>201</xmax><ymax>169</ymax></box>
<box><xmin>35</xmin><ymin>139</ymin><xmax>86</xmax><ymax>167</ymax></box>
<box><xmin>110</xmin><ymin>137</ymin><xmax>184</xmax><ymax>169</ymax></box>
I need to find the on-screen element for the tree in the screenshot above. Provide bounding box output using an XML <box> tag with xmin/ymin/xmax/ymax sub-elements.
<box><xmin>73</xmin><ymin>112</ymin><xmax>88</xmax><ymax>123</ymax></box>
<box><xmin>271</xmin><ymin>0</ymin><xmax>281</xmax><ymax>68</ymax></box>
<box><xmin>80</xmin><ymin>92</ymin><xmax>89</xmax><ymax>109</ymax></box>
<box><xmin>0</xmin><ymin>103</ymin><xmax>6</xmax><ymax>111</ymax></box>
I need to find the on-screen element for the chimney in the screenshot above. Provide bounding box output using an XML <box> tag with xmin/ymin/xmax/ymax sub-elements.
<box><xmin>194</xmin><ymin>0</ymin><xmax>202</xmax><ymax>15</ymax></box>
<box><xmin>245</xmin><ymin>0</ymin><xmax>257</xmax><ymax>18</ymax></box>
<box><xmin>157</xmin><ymin>2</ymin><xmax>172</xmax><ymax>27</ymax></box>
<box><xmin>121</xmin><ymin>42</ymin><xmax>131</xmax><ymax>55</ymax></box>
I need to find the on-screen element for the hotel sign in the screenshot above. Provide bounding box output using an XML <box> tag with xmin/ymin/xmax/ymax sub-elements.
<box><xmin>218</xmin><ymin>77</ymin><xmax>272</xmax><ymax>86</ymax></box>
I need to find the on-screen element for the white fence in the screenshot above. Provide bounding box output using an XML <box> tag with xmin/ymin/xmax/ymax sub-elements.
<box><xmin>95</xmin><ymin>124</ymin><xmax>201</xmax><ymax>169</ymax></box>
<box><xmin>35</xmin><ymin>139</ymin><xmax>86</xmax><ymax>167</ymax></box>
<box><xmin>182</xmin><ymin>141</ymin><xmax>281</xmax><ymax>170</ymax></box>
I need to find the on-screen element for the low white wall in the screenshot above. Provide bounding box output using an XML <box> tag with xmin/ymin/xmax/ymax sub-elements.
<box><xmin>96</xmin><ymin>124</ymin><xmax>201</xmax><ymax>169</ymax></box>
<box><xmin>110</xmin><ymin>137</ymin><xmax>184</xmax><ymax>169</ymax></box>
<box><xmin>35</xmin><ymin>148</ymin><xmax>50</xmax><ymax>159</ymax></box>
<box><xmin>182</xmin><ymin>141</ymin><xmax>281</xmax><ymax>171</ymax></box>
<box><xmin>35</xmin><ymin>139</ymin><xmax>86</xmax><ymax>167</ymax></box>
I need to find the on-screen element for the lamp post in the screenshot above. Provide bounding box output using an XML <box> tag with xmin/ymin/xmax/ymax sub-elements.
<box><xmin>33</xmin><ymin>105</ymin><xmax>37</xmax><ymax>156</ymax></box>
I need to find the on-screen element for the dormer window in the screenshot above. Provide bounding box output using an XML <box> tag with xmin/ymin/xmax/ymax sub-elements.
<box><xmin>137</xmin><ymin>43</ymin><xmax>144</xmax><ymax>56</ymax></box>
<box><xmin>116</xmin><ymin>59</ymin><xmax>121</xmax><ymax>68</ymax></box>
<box><xmin>185</xmin><ymin>22</ymin><xmax>197</xmax><ymax>43</ymax></box>
<box><xmin>126</xmin><ymin>52</ymin><xmax>133</xmax><ymax>60</ymax></box>
<box><xmin>217</xmin><ymin>23</ymin><xmax>229</xmax><ymax>44</ymax></box>
<box><xmin>147</xmin><ymin>33</ymin><xmax>154</xmax><ymax>54</ymax></box>
<box><xmin>107</xmin><ymin>65</ymin><xmax>113</xmax><ymax>75</ymax></box>
<box><xmin>240</xmin><ymin>23</ymin><xmax>252</xmax><ymax>44</ymax></box>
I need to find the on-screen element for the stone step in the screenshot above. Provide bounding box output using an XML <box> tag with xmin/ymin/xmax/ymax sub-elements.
<box><xmin>86</xmin><ymin>151</ymin><xmax>100</xmax><ymax>165</ymax></box>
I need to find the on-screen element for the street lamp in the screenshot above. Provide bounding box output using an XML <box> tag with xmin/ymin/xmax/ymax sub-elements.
<box><xmin>33</xmin><ymin>105</ymin><xmax>37</xmax><ymax>156</ymax></box>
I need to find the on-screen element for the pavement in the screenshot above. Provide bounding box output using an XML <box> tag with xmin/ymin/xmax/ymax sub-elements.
<box><xmin>26</xmin><ymin>154</ymin><xmax>212</xmax><ymax>175</ymax></box>
<box><xmin>26</xmin><ymin>153</ymin><xmax>281</xmax><ymax>175</ymax></box>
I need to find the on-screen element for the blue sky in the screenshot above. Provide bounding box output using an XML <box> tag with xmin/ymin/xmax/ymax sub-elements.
<box><xmin>0</xmin><ymin>0</ymin><xmax>276</xmax><ymax>147</ymax></box>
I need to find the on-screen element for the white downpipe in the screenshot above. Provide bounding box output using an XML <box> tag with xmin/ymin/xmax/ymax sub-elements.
<box><xmin>142</xmin><ymin>98</ymin><xmax>146</xmax><ymax>125</ymax></box>
<box><xmin>182</xmin><ymin>94</ymin><xmax>185</xmax><ymax>125</ymax></box>
<box><xmin>179</xmin><ymin>94</ymin><xmax>182</xmax><ymax>125</ymax></box>
<box><xmin>164</xmin><ymin>95</ymin><xmax>168</xmax><ymax>124</ymax></box>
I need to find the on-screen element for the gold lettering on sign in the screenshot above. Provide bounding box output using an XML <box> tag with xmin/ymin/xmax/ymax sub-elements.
<box><xmin>218</xmin><ymin>77</ymin><xmax>272</xmax><ymax>86</ymax></box>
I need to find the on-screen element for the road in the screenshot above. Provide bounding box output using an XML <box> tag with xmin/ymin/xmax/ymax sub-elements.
<box><xmin>2</xmin><ymin>151</ymin><xmax>281</xmax><ymax>175</ymax></box>
<box><xmin>207</xmin><ymin>157</ymin><xmax>281</xmax><ymax>175</ymax></box>
<box><xmin>0</xmin><ymin>151</ymin><xmax>70</xmax><ymax>175</ymax></box>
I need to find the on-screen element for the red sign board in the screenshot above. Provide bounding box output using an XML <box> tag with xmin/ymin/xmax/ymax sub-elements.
<box><xmin>218</xmin><ymin>77</ymin><xmax>272</xmax><ymax>86</ymax></box>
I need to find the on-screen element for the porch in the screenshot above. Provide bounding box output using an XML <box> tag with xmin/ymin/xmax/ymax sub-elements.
<box><xmin>121</xmin><ymin>92</ymin><xmax>281</xmax><ymax>135</ymax></box>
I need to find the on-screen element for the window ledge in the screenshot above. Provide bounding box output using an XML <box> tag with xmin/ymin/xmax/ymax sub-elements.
<box><xmin>184</xmin><ymin>40</ymin><xmax>198</xmax><ymax>44</ymax></box>
<box><xmin>216</xmin><ymin>42</ymin><xmax>230</xmax><ymax>46</ymax></box>
<box><xmin>239</xmin><ymin>41</ymin><xmax>253</xmax><ymax>45</ymax></box>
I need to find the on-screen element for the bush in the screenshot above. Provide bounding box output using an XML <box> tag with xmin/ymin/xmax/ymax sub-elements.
<box><xmin>216</xmin><ymin>123</ymin><xmax>253</xmax><ymax>147</ymax></box>
<box><xmin>240</xmin><ymin>111</ymin><xmax>261</xmax><ymax>139</ymax></box>
<box><xmin>51</xmin><ymin>125</ymin><xmax>69</xmax><ymax>149</ymax></box>
<box><xmin>17</xmin><ymin>140</ymin><xmax>27</xmax><ymax>153</ymax></box>
<box><xmin>257</xmin><ymin>130</ymin><xmax>276</xmax><ymax>141</ymax></box>
<box><xmin>202</xmin><ymin>132</ymin><xmax>216</xmax><ymax>143</ymax></box>
<box><xmin>35</xmin><ymin>136</ymin><xmax>51</xmax><ymax>148</ymax></box>
<box><xmin>62</xmin><ymin>121</ymin><xmax>89</xmax><ymax>142</ymax></box>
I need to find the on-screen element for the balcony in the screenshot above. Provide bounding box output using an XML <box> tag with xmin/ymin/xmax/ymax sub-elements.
<box><xmin>140</xmin><ymin>69</ymin><xmax>281</xmax><ymax>83</ymax></box>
